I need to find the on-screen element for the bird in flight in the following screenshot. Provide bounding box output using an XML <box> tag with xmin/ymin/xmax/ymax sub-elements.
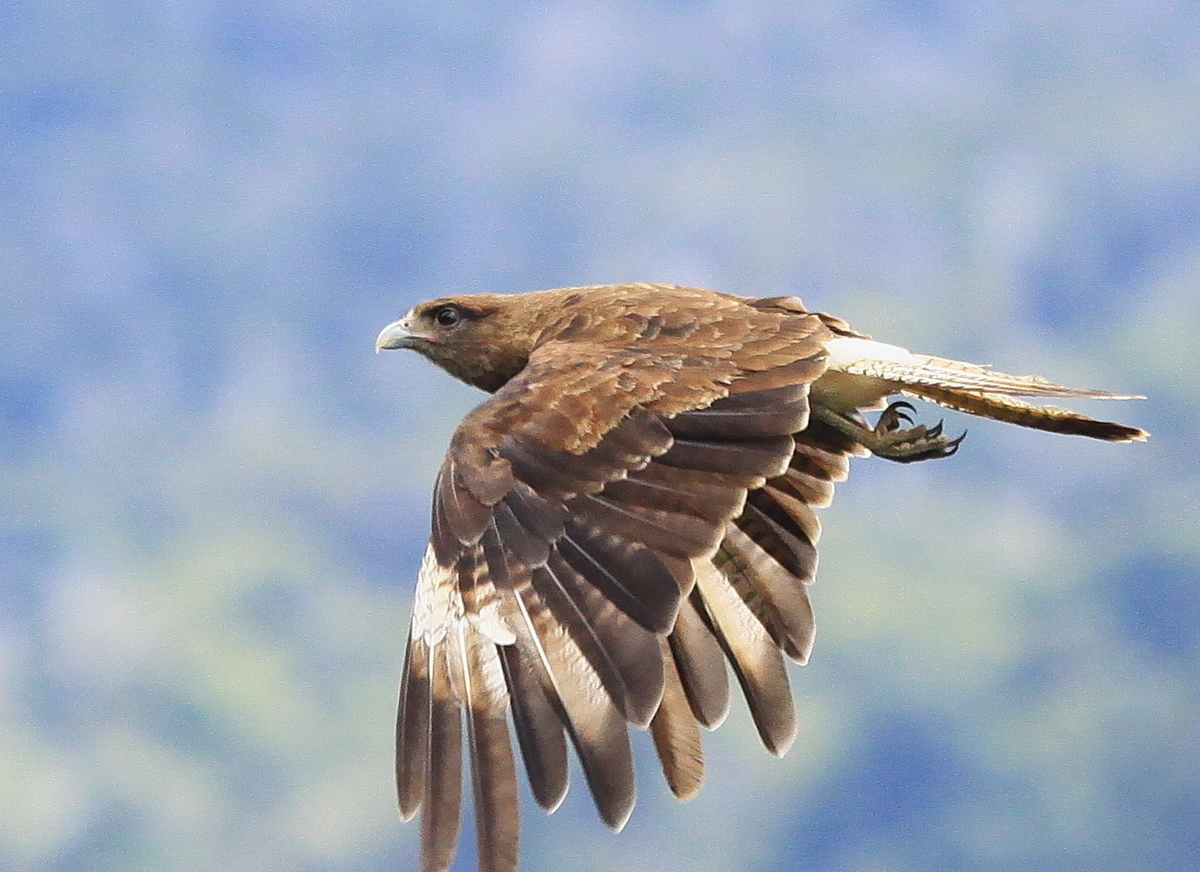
<box><xmin>375</xmin><ymin>283</ymin><xmax>1146</xmax><ymax>872</ymax></box>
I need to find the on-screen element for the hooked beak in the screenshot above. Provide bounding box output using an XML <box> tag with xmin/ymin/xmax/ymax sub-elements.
<box><xmin>375</xmin><ymin>317</ymin><xmax>422</xmax><ymax>352</ymax></box>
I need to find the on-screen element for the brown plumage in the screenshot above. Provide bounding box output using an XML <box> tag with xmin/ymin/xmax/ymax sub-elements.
<box><xmin>375</xmin><ymin>282</ymin><xmax>1147</xmax><ymax>872</ymax></box>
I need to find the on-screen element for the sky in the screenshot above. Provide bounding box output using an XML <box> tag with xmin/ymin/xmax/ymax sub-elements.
<box><xmin>2</xmin><ymin>2</ymin><xmax>1198</xmax><ymax>872</ymax></box>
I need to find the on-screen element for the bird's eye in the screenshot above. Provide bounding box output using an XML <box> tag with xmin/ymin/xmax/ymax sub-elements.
<box><xmin>433</xmin><ymin>306</ymin><xmax>462</xmax><ymax>328</ymax></box>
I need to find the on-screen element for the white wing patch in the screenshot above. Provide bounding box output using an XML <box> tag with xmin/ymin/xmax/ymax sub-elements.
<box><xmin>412</xmin><ymin>544</ymin><xmax>516</xmax><ymax>647</ymax></box>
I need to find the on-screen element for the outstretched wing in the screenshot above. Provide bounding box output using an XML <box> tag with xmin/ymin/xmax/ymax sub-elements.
<box><xmin>397</xmin><ymin>309</ymin><xmax>836</xmax><ymax>872</ymax></box>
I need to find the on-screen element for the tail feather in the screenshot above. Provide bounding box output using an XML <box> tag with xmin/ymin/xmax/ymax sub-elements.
<box><xmin>904</xmin><ymin>384</ymin><xmax>1148</xmax><ymax>442</ymax></box>
<box><xmin>821</xmin><ymin>336</ymin><xmax>1148</xmax><ymax>442</ymax></box>
<box><xmin>891</xmin><ymin>354</ymin><xmax>1144</xmax><ymax>400</ymax></box>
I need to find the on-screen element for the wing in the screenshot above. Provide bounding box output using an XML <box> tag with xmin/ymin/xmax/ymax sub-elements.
<box><xmin>397</xmin><ymin>310</ymin><xmax>835</xmax><ymax>872</ymax></box>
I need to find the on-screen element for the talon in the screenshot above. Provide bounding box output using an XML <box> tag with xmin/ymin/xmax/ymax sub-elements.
<box><xmin>876</xmin><ymin>400</ymin><xmax>916</xmax><ymax>433</ymax></box>
<box><xmin>927</xmin><ymin>420</ymin><xmax>944</xmax><ymax>438</ymax></box>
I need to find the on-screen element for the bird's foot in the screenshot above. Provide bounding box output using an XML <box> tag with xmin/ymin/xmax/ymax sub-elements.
<box><xmin>811</xmin><ymin>401</ymin><xmax>966</xmax><ymax>463</ymax></box>
<box><xmin>866</xmin><ymin>401</ymin><xmax>966</xmax><ymax>462</ymax></box>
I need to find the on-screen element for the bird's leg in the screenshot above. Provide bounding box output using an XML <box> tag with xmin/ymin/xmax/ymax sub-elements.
<box><xmin>810</xmin><ymin>401</ymin><xmax>966</xmax><ymax>463</ymax></box>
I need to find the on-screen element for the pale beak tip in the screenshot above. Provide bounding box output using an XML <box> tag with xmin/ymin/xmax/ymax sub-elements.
<box><xmin>375</xmin><ymin>320</ymin><xmax>415</xmax><ymax>352</ymax></box>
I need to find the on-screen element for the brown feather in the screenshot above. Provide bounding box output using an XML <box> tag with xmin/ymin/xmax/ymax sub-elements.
<box><xmin>508</xmin><ymin>576</ymin><xmax>637</xmax><ymax>831</ymax></box>
<box><xmin>735</xmin><ymin>496</ymin><xmax>818</xmax><ymax>583</ymax></box>
<box><xmin>599</xmin><ymin>462</ymin><xmax>749</xmax><ymax>526</ymax></box>
<box><xmin>432</xmin><ymin>460</ymin><xmax>493</xmax><ymax>562</ymax></box>
<box><xmin>498</xmin><ymin>645</ymin><xmax>568</xmax><ymax>813</ymax></box>
<box><xmin>668</xmin><ymin>591</ymin><xmax>731</xmax><ymax>728</ymax></box>
<box><xmin>717</xmin><ymin>519</ymin><xmax>817</xmax><ymax>664</ymax></box>
<box><xmin>455</xmin><ymin>625</ymin><xmax>519</xmax><ymax>872</ymax></box>
<box><xmin>572</xmin><ymin>491</ymin><xmax>725</xmax><ymax>558</ymax></box>
<box><xmin>650</xmin><ymin>636</ymin><xmax>706</xmax><ymax>800</ymax></box>
<box><xmin>658</xmin><ymin>434</ymin><xmax>797</xmax><ymax>483</ymax></box>
<box><xmin>531</xmin><ymin>556</ymin><xmax>665</xmax><ymax>727</ymax></box>
<box><xmin>666</xmin><ymin>386</ymin><xmax>810</xmax><ymax>441</ymax></box>
<box><xmin>692</xmin><ymin>558</ymin><xmax>797</xmax><ymax>756</ymax></box>
<box><xmin>556</xmin><ymin>517</ymin><xmax>683</xmax><ymax>633</ymax></box>
<box><xmin>422</xmin><ymin>644</ymin><xmax>464</xmax><ymax>872</ymax></box>
<box><xmin>396</xmin><ymin>634</ymin><xmax>430</xmax><ymax>822</ymax></box>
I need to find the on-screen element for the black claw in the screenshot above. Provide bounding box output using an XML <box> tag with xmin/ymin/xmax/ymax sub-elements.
<box><xmin>927</xmin><ymin>420</ymin><xmax>944</xmax><ymax>438</ymax></box>
<box><xmin>877</xmin><ymin>400</ymin><xmax>917</xmax><ymax>434</ymax></box>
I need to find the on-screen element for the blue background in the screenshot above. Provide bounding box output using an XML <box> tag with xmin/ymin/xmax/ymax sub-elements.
<box><xmin>2</xmin><ymin>2</ymin><xmax>1197</xmax><ymax>871</ymax></box>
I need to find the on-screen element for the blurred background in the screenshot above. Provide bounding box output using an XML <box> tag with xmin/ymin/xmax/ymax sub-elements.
<box><xmin>2</xmin><ymin>2</ymin><xmax>1197</xmax><ymax>871</ymax></box>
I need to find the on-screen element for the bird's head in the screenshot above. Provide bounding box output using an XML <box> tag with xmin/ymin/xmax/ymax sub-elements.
<box><xmin>376</xmin><ymin>294</ymin><xmax>544</xmax><ymax>393</ymax></box>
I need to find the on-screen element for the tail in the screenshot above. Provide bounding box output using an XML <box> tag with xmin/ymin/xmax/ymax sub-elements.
<box><xmin>904</xmin><ymin>382</ymin><xmax>1148</xmax><ymax>442</ymax></box>
<box><xmin>823</xmin><ymin>337</ymin><xmax>1149</xmax><ymax>443</ymax></box>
